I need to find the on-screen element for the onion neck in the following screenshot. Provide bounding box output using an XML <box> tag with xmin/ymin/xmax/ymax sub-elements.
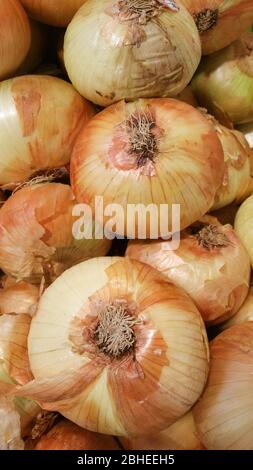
<box><xmin>192</xmin><ymin>223</ymin><xmax>229</xmax><ymax>250</ymax></box>
<box><xmin>126</xmin><ymin>111</ymin><xmax>159</xmax><ymax>168</ymax></box>
<box><xmin>193</xmin><ymin>8</ymin><xmax>219</xmax><ymax>33</ymax></box>
<box><xmin>113</xmin><ymin>0</ymin><xmax>179</xmax><ymax>23</ymax></box>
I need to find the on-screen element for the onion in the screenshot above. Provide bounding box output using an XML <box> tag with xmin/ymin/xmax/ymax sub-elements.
<box><xmin>181</xmin><ymin>0</ymin><xmax>253</xmax><ymax>55</ymax></box>
<box><xmin>0</xmin><ymin>396</ymin><xmax>24</xmax><ymax>450</ymax></box>
<box><xmin>12</xmin><ymin>257</ymin><xmax>209</xmax><ymax>437</ymax></box>
<box><xmin>71</xmin><ymin>99</ymin><xmax>224</xmax><ymax>238</ymax></box>
<box><xmin>33</xmin><ymin>419</ymin><xmax>120</xmax><ymax>450</ymax></box>
<box><xmin>64</xmin><ymin>0</ymin><xmax>201</xmax><ymax>106</ymax></box>
<box><xmin>199</xmin><ymin>110</ymin><xmax>253</xmax><ymax>210</ymax></box>
<box><xmin>192</xmin><ymin>33</ymin><xmax>253</xmax><ymax>125</ymax></box>
<box><xmin>0</xmin><ymin>75</ymin><xmax>95</xmax><ymax>187</ymax></box>
<box><xmin>0</xmin><ymin>277</ymin><xmax>39</xmax><ymax>316</ymax></box>
<box><xmin>235</xmin><ymin>194</ymin><xmax>253</xmax><ymax>267</ymax></box>
<box><xmin>0</xmin><ymin>183</ymin><xmax>112</xmax><ymax>284</ymax></box>
<box><xmin>16</xmin><ymin>20</ymin><xmax>48</xmax><ymax>75</ymax></box>
<box><xmin>221</xmin><ymin>286</ymin><xmax>253</xmax><ymax>330</ymax></box>
<box><xmin>20</xmin><ymin>0</ymin><xmax>86</xmax><ymax>27</ymax></box>
<box><xmin>0</xmin><ymin>0</ymin><xmax>31</xmax><ymax>80</ymax></box>
<box><xmin>120</xmin><ymin>412</ymin><xmax>204</xmax><ymax>450</ymax></box>
<box><xmin>193</xmin><ymin>322</ymin><xmax>253</xmax><ymax>450</ymax></box>
<box><xmin>126</xmin><ymin>215</ymin><xmax>251</xmax><ymax>325</ymax></box>
<box><xmin>237</xmin><ymin>122</ymin><xmax>253</xmax><ymax>149</ymax></box>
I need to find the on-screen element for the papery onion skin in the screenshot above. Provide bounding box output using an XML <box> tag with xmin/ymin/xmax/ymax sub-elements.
<box><xmin>33</xmin><ymin>419</ymin><xmax>120</xmax><ymax>450</ymax></box>
<box><xmin>237</xmin><ymin>122</ymin><xmax>253</xmax><ymax>149</ymax></box>
<box><xmin>20</xmin><ymin>0</ymin><xmax>86</xmax><ymax>27</ymax></box>
<box><xmin>64</xmin><ymin>0</ymin><xmax>201</xmax><ymax>106</ymax></box>
<box><xmin>71</xmin><ymin>98</ymin><xmax>224</xmax><ymax>237</ymax></box>
<box><xmin>0</xmin><ymin>396</ymin><xmax>24</xmax><ymax>450</ymax></box>
<box><xmin>193</xmin><ymin>322</ymin><xmax>253</xmax><ymax>450</ymax></box>
<box><xmin>120</xmin><ymin>412</ymin><xmax>204</xmax><ymax>450</ymax></box>
<box><xmin>0</xmin><ymin>183</ymin><xmax>111</xmax><ymax>284</ymax></box>
<box><xmin>181</xmin><ymin>0</ymin><xmax>253</xmax><ymax>55</ymax></box>
<box><xmin>16</xmin><ymin>20</ymin><xmax>48</xmax><ymax>75</ymax></box>
<box><xmin>221</xmin><ymin>286</ymin><xmax>253</xmax><ymax>330</ymax></box>
<box><xmin>15</xmin><ymin>257</ymin><xmax>209</xmax><ymax>437</ymax></box>
<box><xmin>192</xmin><ymin>33</ymin><xmax>253</xmax><ymax>124</ymax></box>
<box><xmin>126</xmin><ymin>215</ymin><xmax>251</xmax><ymax>325</ymax></box>
<box><xmin>0</xmin><ymin>75</ymin><xmax>95</xmax><ymax>186</ymax></box>
<box><xmin>0</xmin><ymin>0</ymin><xmax>31</xmax><ymax>80</ymax></box>
<box><xmin>235</xmin><ymin>194</ymin><xmax>253</xmax><ymax>267</ymax></box>
<box><xmin>0</xmin><ymin>277</ymin><xmax>39</xmax><ymax>316</ymax></box>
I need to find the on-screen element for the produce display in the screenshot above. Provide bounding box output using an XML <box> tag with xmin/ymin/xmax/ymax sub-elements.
<box><xmin>0</xmin><ymin>0</ymin><xmax>253</xmax><ymax>452</ymax></box>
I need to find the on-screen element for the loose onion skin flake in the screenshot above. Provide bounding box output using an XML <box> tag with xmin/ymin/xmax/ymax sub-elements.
<box><xmin>11</xmin><ymin>257</ymin><xmax>209</xmax><ymax>437</ymax></box>
<box><xmin>0</xmin><ymin>183</ymin><xmax>111</xmax><ymax>284</ymax></box>
<box><xmin>64</xmin><ymin>0</ymin><xmax>201</xmax><ymax>106</ymax></box>
<box><xmin>0</xmin><ymin>0</ymin><xmax>31</xmax><ymax>80</ymax></box>
<box><xmin>126</xmin><ymin>215</ymin><xmax>251</xmax><ymax>325</ymax></box>
<box><xmin>20</xmin><ymin>0</ymin><xmax>86</xmax><ymax>27</ymax></box>
<box><xmin>0</xmin><ymin>75</ymin><xmax>95</xmax><ymax>187</ymax></box>
<box><xmin>181</xmin><ymin>0</ymin><xmax>253</xmax><ymax>55</ymax></box>
<box><xmin>71</xmin><ymin>98</ymin><xmax>224</xmax><ymax>238</ymax></box>
<box><xmin>193</xmin><ymin>323</ymin><xmax>253</xmax><ymax>450</ymax></box>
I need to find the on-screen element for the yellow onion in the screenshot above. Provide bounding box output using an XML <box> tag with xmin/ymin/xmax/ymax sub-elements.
<box><xmin>0</xmin><ymin>396</ymin><xmax>24</xmax><ymax>450</ymax></box>
<box><xmin>120</xmin><ymin>412</ymin><xmax>204</xmax><ymax>450</ymax></box>
<box><xmin>199</xmin><ymin>110</ymin><xmax>253</xmax><ymax>210</ymax></box>
<box><xmin>16</xmin><ymin>20</ymin><xmax>48</xmax><ymax>75</ymax></box>
<box><xmin>12</xmin><ymin>257</ymin><xmax>209</xmax><ymax>437</ymax></box>
<box><xmin>181</xmin><ymin>0</ymin><xmax>253</xmax><ymax>55</ymax></box>
<box><xmin>20</xmin><ymin>0</ymin><xmax>86</xmax><ymax>27</ymax></box>
<box><xmin>193</xmin><ymin>322</ymin><xmax>253</xmax><ymax>450</ymax></box>
<box><xmin>192</xmin><ymin>33</ymin><xmax>253</xmax><ymax>124</ymax></box>
<box><xmin>221</xmin><ymin>286</ymin><xmax>253</xmax><ymax>330</ymax></box>
<box><xmin>0</xmin><ymin>183</ymin><xmax>111</xmax><ymax>284</ymax></box>
<box><xmin>126</xmin><ymin>215</ymin><xmax>251</xmax><ymax>325</ymax></box>
<box><xmin>64</xmin><ymin>0</ymin><xmax>201</xmax><ymax>107</ymax></box>
<box><xmin>0</xmin><ymin>0</ymin><xmax>31</xmax><ymax>80</ymax></box>
<box><xmin>71</xmin><ymin>99</ymin><xmax>224</xmax><ymax>238</ymax></box>
<box><xmin>33</xmin><ymin>419</ymin><xmax>120</xmax><ymax>450</ymax></box>
<box><xmin>237</xmin><ymin>122</ymin><xmax>253</xmax><ymax>149</ymax></box>
<box><xmin>0</xmin><ymin>75</ymin><xmax>95</xmax><ymax>187</ymax></box>
<box><xmin>0</xmin><ymin>277</ymin><xmax>39</xmax><ymax>316</ymax></box>
<box><xmin>235</xmin><ymin>194</ymin><xmax>253</xmax><ymax>267</ymax></box>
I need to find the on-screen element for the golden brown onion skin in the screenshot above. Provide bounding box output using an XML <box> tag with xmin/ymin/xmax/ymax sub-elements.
<box><xmin>71</xmin><ymin>99</ymin><xmax>224</xmax><ymax>238</ymax></box>
<box><xmin>193</xmin><ymin>322</ymin><xmax>253</xmax><ymax>450</ymax></box>
<box><xmin>20</xmin><ymin>0</ymin><xmax>86</xmax><ymax>27</ymax></box>
<box><xmin>0</xmin><ymin>277</ymin><xmax>39</xmax><ymax>316</ymax></box>
<box><xmin>0</xmin><ymin>75</ymin><xmax>95</xmax><ymax>187</ymax></box>
<box><xmin>126</xmin><ymin>215</ymin><xmax>251</xmax><ymax>325</ymax></box>
<box><xmin>33</xmin><ymin>420</ymin><xmax>120</xmax><ymax>450</ymax></box>
<box><xmin>0</xmin><ymin>0</ymin><xmax>31</xmax><ymax>80</ymax></box>
<box><xmin>182</xmin><ymin>0</ymin><xmax>253</xmax><ymax>55</ymax></box>
<box><xmin>0</xmin><ymin>183</ymin><xmax>111</xmax><ymax>284</ymax></box>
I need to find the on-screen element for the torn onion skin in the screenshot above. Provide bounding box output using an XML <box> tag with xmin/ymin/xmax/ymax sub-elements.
<box><xmin>120</xmin><ymin>412</ymin><xmax>204</xmax><ymax>450</ymax></box>
<box><xmin>0</xmin><ymin>183</ymin><xmax>111</xmax><ymax>284</ymax></box>
<box><xmin>181</xmin><ymin>0</ymin><xmax>253</xmax><ymax>55</ymax></box>
<box><xmin>0</xmin><ymin>276</ymin><xmax>39</xmax><ymax>316</ymax></box>
<box><xmin>192</xmin><ymin>33</ymin><xmax>253</xmax><ymax>125</ymax></box>
<box><xmin>126</xmin><ymin>215</ymin><xmax>251</xmax><ymax>325</ymax></box>
<box><xmin>193</xmin><ymin>322</ymin><xmax>253</xmax><ymax>450</ymax></box>
<box><xmin>0</xmin><ymin>75</ymin><xmax>95</xmax><ymax>186</ymax></box>
<box><xmin>20</xmin><ymin>0</ymin><xmax>86</xmax><ymax>27</ymax></box>
<box><xmin>235</xmin><ymin>194</ymin><xmax>253</xmax><ymax>268</ymax></box>
<box><xmin>12</xmin><ymin>257</ymin><xmax>209</xmax><ymax>437</ymax></box>
<box><xmin>32</xmin><ymin>419</ymin><xmax>120</xmax><ymax>450</ymax></box>
<box><xmin>0</xmin><ymin>0</ymin><xmax>31</xmax><ymax>80</ymax></box>
<box><xmin>64</xmin><ymin>0</ymin><xmax>201</xmax><ymax>106</ymax></box>
<box><xmin>71</xmin><ymin>99</ymin><xmax>224</xmax><ymax>238</ymax></box>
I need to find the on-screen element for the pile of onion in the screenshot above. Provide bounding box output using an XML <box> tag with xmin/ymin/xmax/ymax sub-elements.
<box><xmin>181</xmin><ymin>0</ymin><xmax>253</xmax><ymax>55</ymax></box>
<box><xmin>31</xmin><ymin>419</ymin><xmax>120</xmax><ymax>450</ymax></box>
<box><xmin>71</xmin><ymin>98</ymin><xmax>224</xmax><ymax>238</ymax></box>
<box><xmin>0</xmin><ymin>0</ymin><xmax>31</xmax><ymax>81</ymax></box>
<box><xmin>0</xmin><ymin>75</ymin><xmax>95</xmax><ymax>187</ymax></box>
<box><xmin>20</xmin><ymin>0</ymin><xmax>86</xmax><ymax>27</ymax></box>
<box><xmin>126</xmin><ymin>215</ymin><xmax>251</xmax><ymax>325</ymax></box>
<box><xmin>192</xmin><ymin>33</ymin><xmax>253</xmax><ymax>125</ymax></box>
<box><xmin>120</xmin><ymin>412</ymin><xmax>204</xmax><ymax>450</ymax></box>
<box><xmin>64</xmin><ymin>0</ymin><xmax>201</xmax><ymax>106</ymax></box>
<box><xmin>235</xmin><ymin>194</ymin><xmax>253</xmax><ymax>267</ymax></box>
<box><xmin>193</xmin><ymin>322</ymin><xmax>253</xmax><ymax>450</ymax></box>
<box><xmin>199</xmin><ymin>110</ymin><xmax>253</xmax><ymax>210</ymax></box>
<box><xmin>0</xmin><ymin>183</ymin><xmax>111</xmax><ymax>284</ymax></box>
<box><xmin>12</xmin><ymin>257</ymin><xmax>209</xmax><ymax>437</ymax></box>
